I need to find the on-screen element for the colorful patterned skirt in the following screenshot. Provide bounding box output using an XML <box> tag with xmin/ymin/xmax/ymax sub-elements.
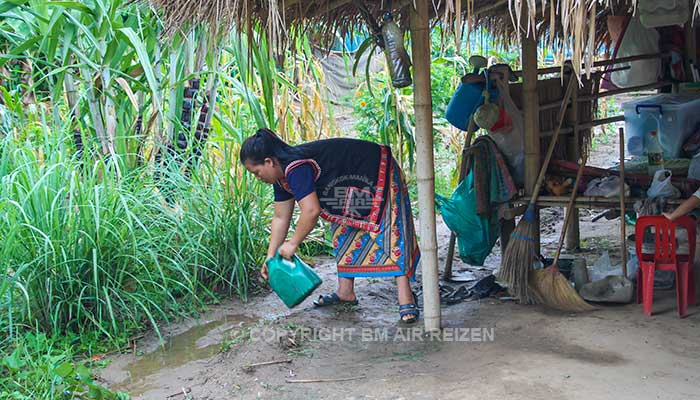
<box><xmin>330</xmin><ymin>159</ymin><xmax>420</xmax><ymax>281</ymax></box>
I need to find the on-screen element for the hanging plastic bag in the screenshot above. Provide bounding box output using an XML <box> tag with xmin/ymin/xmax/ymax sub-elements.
<box><xmin>647</xmin><ymin>169</ymin><xmax>681</xmax><ymax>199</ymax></box>
<box><xmin>610</xmin><ymin>17</ymin><xmax>660</xmax><ymax>88</ymax></box>
<box><xmin>435</xmin><ymin>172</ymin><xmax>499</xmax><ymax>266</ymax></box>
<box><xmin>488</xmin><ymin>104</ymin><xmax>513</xmax><ymax>135</ymax></box>
<box><xmin>487</xmin><ymin>64</ymin><xmax>515</xmax><ymax>134</ymax></box>
<box><xmin>488</xmin><ymin>75</ymin><xmax>524</xmax><ymax>185</ymax></box>
<box><xmin>601</xmin><ymin>15</ymin><xmax>629</xmax><ymax>90</ymax></box>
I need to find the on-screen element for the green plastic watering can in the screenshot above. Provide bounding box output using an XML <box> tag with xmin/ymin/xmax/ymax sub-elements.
<box><xmin>266</xmin><ymin>252</ymin><xmax>322</xmax><ymax>308</ymax></box>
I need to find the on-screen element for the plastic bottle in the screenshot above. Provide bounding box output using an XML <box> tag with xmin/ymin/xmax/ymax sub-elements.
<box><xmin>646</xmin><ymin>130</ymin><xmax>664</xmax><ymax>175</ymax></box>
<box><xmin>380</xmin><ymin>12</ymin><xmax>412</xmax><ymax>88</ymax></box>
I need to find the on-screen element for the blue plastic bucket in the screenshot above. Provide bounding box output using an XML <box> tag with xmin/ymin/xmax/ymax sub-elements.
<box><xmin>445</xmin><ymin>78</ymin><xmax>500</xmax><ymax>131</ymax></box>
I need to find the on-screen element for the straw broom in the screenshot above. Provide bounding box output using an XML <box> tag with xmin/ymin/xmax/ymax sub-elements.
<box><xmin>498</xmin><ymin>73</ymin><xmax>577</xmax><ymax>303</ymax></box>
<box><xmin>528</xmin><ymin>153</ymin><xmax>595</xmax><ymax>312</ymax></box>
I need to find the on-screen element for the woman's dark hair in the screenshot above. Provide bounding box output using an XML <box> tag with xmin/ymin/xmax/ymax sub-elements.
<box><xmin>239</xmin><ymin>128</ymin><xmax>298</xmax><ymax>166</ymax></box>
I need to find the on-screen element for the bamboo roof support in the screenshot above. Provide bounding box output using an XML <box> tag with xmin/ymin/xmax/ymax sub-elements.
<box><xmin>521</xmin><ymin>0</ymin><xmax>540</xmax><ymax>255</ymax></box>
<box><xmin>410</xmin><ymin>0</ymin><xmax>441</xmax><ymax>332</ymax></box>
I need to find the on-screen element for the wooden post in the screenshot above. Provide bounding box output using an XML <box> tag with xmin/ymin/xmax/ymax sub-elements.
<box><xmin>521</xmin><ymin>4</ymin><xmax>540</xmax><ymax>255</ymax></box>
<box><xmin>565</xmin><ymin>67</ymin><xmax>580</xmax><ymax>251</ymax></box>
<box><xmin>619</xmin><ymin>127</ymin><xmax>627</xmax><ymax>277</ymax></box>
<box><xmin>410</xmin><ymin>1</ymin><xmax>441</xmax><ymax>331</ymax></box>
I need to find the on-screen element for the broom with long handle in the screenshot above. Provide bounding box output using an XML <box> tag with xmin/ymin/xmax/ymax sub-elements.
<box><xmin>528</xmin><ymin>153</ymin><xmax>596</xmax><ymax>312</ymax></box>
<box><xmin>498</xmin><ymin>73</ymin><xmax>578</xmax><ymax>303</ymax></box>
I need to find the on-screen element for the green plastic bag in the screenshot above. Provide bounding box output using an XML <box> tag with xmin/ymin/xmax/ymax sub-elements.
<box><xmin>435</xmin><ymin>172</ymin><xmax>499</xmax><ymax>266</ymax></box>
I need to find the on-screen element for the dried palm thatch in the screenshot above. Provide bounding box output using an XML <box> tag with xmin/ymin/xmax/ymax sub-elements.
<box><xmin>141</xmin><ymin>0</ymin><xmax>699</xmax><ymax>77</ymax></box>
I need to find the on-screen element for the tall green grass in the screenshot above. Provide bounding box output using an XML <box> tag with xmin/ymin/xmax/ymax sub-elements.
<box><xmin>0</xmin><ymin>123</ymin><xmax>270</xmax><ymax>341</ymax></box>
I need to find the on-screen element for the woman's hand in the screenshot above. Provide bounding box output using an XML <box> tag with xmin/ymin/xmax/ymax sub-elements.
<box><xmin>260</xmin><ymin>261</ymin><xmax>269</xmax><ymax>281</ymax></box>
<box><xmin>663</xmin><ymin>212</ymin><xmax>675</xmax><ymax>221</ymax></box>
<box><xmin>278</xmin><ymin>241</ymin><xmax>298</xmax><ymax>259</ymax></box>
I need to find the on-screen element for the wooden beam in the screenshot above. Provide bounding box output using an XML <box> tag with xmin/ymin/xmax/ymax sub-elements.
<box><xmin>578</xmin><ymin>81</ymin><xmax>672</xmax><ymax>102</ymax></box>
<box><xmin>410</xmin><ymin>0</ymin><xmax>440</xmax><ymax>332</ymax></box>
<box><xmin>539</xmin><ymin>115</ymin><xmax>625</xmax><ymax>137</ymax></box>
<box><xmin>521</xmin><ymin>1</ymin><xmax>540</xmax><ymax>255</ymax></box>
<box><xmin>512</xmin><ymin>53</ymin><xmax>667</xmax><ymax>77</ymax></box>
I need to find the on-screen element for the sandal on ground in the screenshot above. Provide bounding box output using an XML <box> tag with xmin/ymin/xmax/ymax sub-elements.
<box><xmin>313</xmin><ymin>293</ymin><xmax>359</xmax><ymax>307</ymax></box>
<box><xmin>444</xmin><ymin>285</ymin><xmax>471</xmax><ymax>305</ymax></box>
<box><xmin>398</xmin><ymin>292</ymin><xmax>420</xmax><ymax>324</ymax></box>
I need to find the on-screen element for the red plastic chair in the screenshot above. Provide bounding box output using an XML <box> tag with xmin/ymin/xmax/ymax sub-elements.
<box><xmin>635</xmin><ymin>216</ymin><xmax>696</xmax><ymax>318</ymax></box>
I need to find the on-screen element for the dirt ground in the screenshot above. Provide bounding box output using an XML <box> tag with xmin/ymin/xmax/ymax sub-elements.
<box><xmin>99</xmin><ymin>117</ymin><xmax>700</xmax><ymax>399</ymax></box>
<box><xmin>99</xmin><ymin>254</ymin><xmax>700</xmax><ymax>399</ymax></box>
<box><xmin>100</xmin><ymin>215</ymin><xmax>700</xmax><ymax>400</ymax></box>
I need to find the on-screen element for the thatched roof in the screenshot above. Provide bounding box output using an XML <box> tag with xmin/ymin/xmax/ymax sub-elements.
<box><xmin>144</xmin><ymin>0</ymin><xmax>699</xmax><ymax>76</ymax></box>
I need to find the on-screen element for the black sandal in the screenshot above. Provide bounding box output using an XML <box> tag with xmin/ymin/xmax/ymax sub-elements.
<box><xmin>313</xmin><ymin>293</ymin><xmax>359</xmax><ymax>307</ymax></box>
<box><xmin>398</xmin><ymin>291</ymin><xmax>420</xmax><ymax>324</ymax></box>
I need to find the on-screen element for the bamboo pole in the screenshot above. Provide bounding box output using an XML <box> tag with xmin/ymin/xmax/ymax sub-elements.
<box><xmin>554</xmin><ymin>153</ymin><xmax>588</xmax><ymax>263</ymax></box>
<box><xmin>619</xmin><ymin>127</ymin><xmax>627</xmax><ymax>277</ymax></box>
<box><xmin>522</xmin><ymin>3</ymin><xmax>540</xmax><ymax>255</ymax></box>
<box><xmin>410</xmin><ymin>0</ymin><xmax>440</xmax><ymax>332</ymax></box>
<box><xmin>565</xmin><ymin>67</ymin><xmax>580</xmax><ymax>250</ymax></box>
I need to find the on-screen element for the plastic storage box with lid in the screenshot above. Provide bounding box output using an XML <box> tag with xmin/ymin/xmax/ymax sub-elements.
<box><xmin>623</xmin><ymin>93</ymin><xmax>700</xmax><ymax>158</ymax></box>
